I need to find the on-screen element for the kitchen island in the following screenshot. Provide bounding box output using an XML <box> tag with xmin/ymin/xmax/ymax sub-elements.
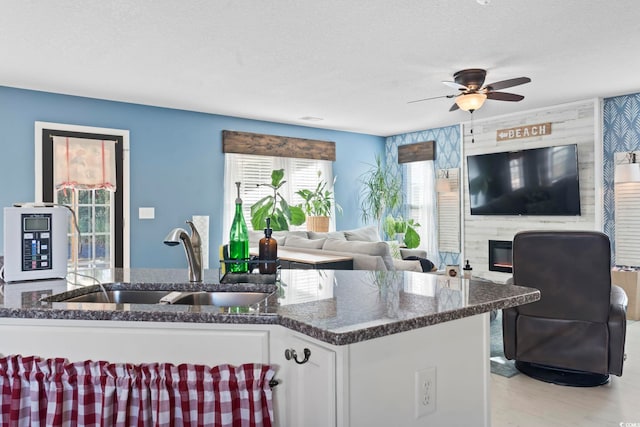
<box><xmin>0</xmin><ymin>268</ymin><xmax>539</xmax><ymax>426</ymax></box>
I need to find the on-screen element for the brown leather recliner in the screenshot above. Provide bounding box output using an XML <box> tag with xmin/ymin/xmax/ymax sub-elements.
<box><xmin>502</xmin><ymin>230</ymin><xmax>628</xmax><ymax>386</ymax></box>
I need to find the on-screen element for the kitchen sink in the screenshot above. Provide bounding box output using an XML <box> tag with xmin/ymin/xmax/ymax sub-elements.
<box><xmin>170</xmin><ymin>292</ymin><xmax>270</xmax><ymax>306</ymax></box>
<box><xmin>49</xmin><ymin>288</ymin><xmax>273</xmax><ymax>307</ymax></box>
<box><xmin>62</xmin><ymin>290</ymin><xmax>172</xmax><ymax>304</ymax></box>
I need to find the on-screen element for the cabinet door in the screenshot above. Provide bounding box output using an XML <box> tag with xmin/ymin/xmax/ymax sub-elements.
<box><xmin>0</xmin><ymin>319</ymin><xmax>270</xmax><ymax>366</ymax></box>
<box><xmin>285</xmin><ymin>335</ymin><xmax>336</xmax><ymax>427</ymax></box>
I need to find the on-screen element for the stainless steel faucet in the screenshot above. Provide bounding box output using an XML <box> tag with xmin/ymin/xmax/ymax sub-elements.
<box><xmin>163</xmin><ymin>220</ymin><xmax>203</xmax><ymax>282</ymax></box>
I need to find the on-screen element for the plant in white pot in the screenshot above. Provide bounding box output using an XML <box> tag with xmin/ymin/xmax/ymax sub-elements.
<box><xmin>383</xmin><ymin>215</ymin><xmax>421</xmax><ymax>249</ymax></box>
<box><xmin>296</xmin><ymin>171</ymin><xmax>342</xmax><ymax>232</ymax></box>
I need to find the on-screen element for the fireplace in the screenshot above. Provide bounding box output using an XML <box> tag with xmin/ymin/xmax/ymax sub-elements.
<box><xmin>489</xmin><ymin>240</ymin><xmax>513</xmax><ymax>273</ymax></box>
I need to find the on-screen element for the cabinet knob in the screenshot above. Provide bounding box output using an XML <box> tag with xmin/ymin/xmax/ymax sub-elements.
<box><xmin>284</xmin><ymin>347</ymin><xmax>311</xmax><ymax>364</ymax></box>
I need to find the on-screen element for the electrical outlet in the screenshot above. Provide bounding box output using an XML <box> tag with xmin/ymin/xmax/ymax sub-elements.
<box><xmin>415</xmin><ymin>367</ymin><xmax>436</xmax><ymax>419</ymax></box>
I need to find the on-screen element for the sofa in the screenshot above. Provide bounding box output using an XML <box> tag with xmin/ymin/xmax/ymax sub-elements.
<box><xmin>249</xmin><ymin>226</ymin><xmax>426</xmax><ymax>272</ymax></box>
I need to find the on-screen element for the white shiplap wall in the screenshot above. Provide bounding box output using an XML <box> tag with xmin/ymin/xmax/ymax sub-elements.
<box><xmin>462</xmin><ymin>100</ymin><xmax>598</xmax><ymax>282</ymax></box>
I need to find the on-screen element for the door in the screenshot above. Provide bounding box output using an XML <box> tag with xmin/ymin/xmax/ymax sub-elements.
<box><xmin>36</xmin><ymin>122</ymin><xmax>129</xmax><ymax>268</ymax></box>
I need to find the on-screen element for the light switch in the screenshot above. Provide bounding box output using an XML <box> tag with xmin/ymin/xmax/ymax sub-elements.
<box><xmin>139</xmin><ymin>207</ymin><xmax>155</xmax><ymax>219</ymax></box>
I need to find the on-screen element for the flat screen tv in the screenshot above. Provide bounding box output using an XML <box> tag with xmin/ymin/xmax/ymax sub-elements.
<box><xmin>467</xmin><ymin>144</ymin><xmax>581</xmax><ymax>215</ymax></box>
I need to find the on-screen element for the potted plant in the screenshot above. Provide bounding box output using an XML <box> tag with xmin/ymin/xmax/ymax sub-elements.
<box><xmin>359</xmin><ymin>155</ymin><xmax>402</xmax><ymax>234</ymax></box>
<box><xmin>383</xmin><ymin>215</ymin><xmax>421</xmax><ymax>249</ymax></box>
<box><xmin>296</xmin><ymin>171</ymin><xmax>342</xmax><ymax>232</ymax></box>
<box><xmin>250</xmin><ymin>169</ymin><xmax>306</xmax><ymax>231</ymax></box>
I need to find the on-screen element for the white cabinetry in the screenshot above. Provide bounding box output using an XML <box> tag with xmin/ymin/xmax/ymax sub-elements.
<box><xmin>0</xmin><ymin>313</ymin><xmax>490</xmax><ymax>427</ymax></box>
<box><xmin>274</xmin><ymin>312</ymin><xmax>490</xmax><ymax>427</ymax></box>
<box><xmin>280</xmin><ymin>334</ymin><xmax>337</xmax><ymax>427</ymax></box>
<box><xmin>0</xmin><ymin>318</ymin><xmax>271</xmax><ymax>366</ymax></box>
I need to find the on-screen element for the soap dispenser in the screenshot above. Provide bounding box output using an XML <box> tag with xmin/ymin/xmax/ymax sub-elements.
<box><xmin>463</xmin><ymin>259</ymin><xmax>473</xmax><ymax>279</ymax></box>
<box><xmin>258</xmin><ymin>217</ymin><xmax>278</xmax><ymax>274</ymax></box>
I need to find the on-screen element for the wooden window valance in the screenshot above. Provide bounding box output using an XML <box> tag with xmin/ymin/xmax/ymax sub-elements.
<box><xmin>397</xmin><ymin>140</ymin><xmax>435</xmax><ymax>164</ymax></box>
<box><xmin>222</xmin><ymin>130</ymin><xmax>336</xmax><ymax>161</ymax></box>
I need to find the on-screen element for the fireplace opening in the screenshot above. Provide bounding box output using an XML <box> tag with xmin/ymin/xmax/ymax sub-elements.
<box><xmin>489</xmin><ymin>240</ymin><xmax>513</xmax><ymax>273</ymax></box>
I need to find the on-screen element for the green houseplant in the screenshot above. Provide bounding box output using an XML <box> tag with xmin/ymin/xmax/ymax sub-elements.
<box><xmin>383</xmin><ymin>215</ymin><xmax>421</xmax><ymax>249</ymax></box>
<box><xmin>359</xmin><ymin>155</ymin><xmax>402</xmax><ymax>233</ymax></box>
<box><xmin>250</xmin><ymin>169</ymin><xmax>306</xmax><ymax>231</ymax></box>
<box><xmin>296</xmin><ymin>171</ymin><xmax>342</xmax><ymax>232</ymax></box>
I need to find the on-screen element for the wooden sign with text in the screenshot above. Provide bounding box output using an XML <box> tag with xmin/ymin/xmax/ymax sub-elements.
<box><xmin>496</xmin><ymin>123</ymin><xmax>552</xmax><ymax>141</ymax></box>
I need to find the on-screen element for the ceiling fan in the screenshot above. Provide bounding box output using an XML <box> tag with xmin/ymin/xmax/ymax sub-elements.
<box><xmin>409</xmin><ymin>68</ymin><xmax>531</xmax><ymax>112</ymax></box>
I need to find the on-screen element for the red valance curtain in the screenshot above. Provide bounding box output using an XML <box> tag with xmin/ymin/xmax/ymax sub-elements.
<box><xmin>0</xmin><ymin>355</ymin><xmax>275</xmax><ymax>427</ymax></box>
<box><xmin>52</xmin><ymin>136</ymin><xmax>117</xmax><ymax>191</ymax></box>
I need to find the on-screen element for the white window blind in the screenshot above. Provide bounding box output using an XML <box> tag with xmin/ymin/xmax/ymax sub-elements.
<box><xmin>615</xmin><ymin>182</ymin><xmax>640</xmax><ymax>267</ymax></box>
<box><xmin>437</xmin><ymin>168</ymin><xmax>460</xmax><ymax>253</ymax></box>
<box><xmin>223</xmin><ymin>153</ymin><xmax>334</xmax><ymax>240</ymax></box>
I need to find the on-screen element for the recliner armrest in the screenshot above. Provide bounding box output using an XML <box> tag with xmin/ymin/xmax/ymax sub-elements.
<box><xmin>608</xmin><ymin>284</ymin><xmax>628</xmax><ymax>376</ymax></box>
<box><xmin>611</xmin><ymin>284</ymin><xmax>628</xmax><ymax>308</ymax></box>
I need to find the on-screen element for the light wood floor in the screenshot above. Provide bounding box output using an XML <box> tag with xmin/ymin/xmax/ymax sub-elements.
<box><xmin>491</xmin><ymin>320</ymin><xmax>640</xmax><ymax>427</ymax></box>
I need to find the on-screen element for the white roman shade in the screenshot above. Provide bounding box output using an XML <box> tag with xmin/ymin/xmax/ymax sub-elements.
<box><xmin>53</xmin><ymin>136</ymin><xmax>117</xmax><ymax>191</ymax></box>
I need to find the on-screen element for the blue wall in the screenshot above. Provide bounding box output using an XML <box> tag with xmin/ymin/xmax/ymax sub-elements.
<box><xmin>0</xmin><ymin>86</ymin><xmax>384</xmax><ymax>268</ymax></box>
<box><xmin>603</xmin><ymin>92</ymin><xmax>640</xmax><ymax>265</ymax></box>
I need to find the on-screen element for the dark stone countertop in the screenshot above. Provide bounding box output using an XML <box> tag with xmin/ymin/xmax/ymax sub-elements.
<box><xmin>0</xmin><ymin>268</ymin><xmax>540</xmax><ymax>346</ymax></box>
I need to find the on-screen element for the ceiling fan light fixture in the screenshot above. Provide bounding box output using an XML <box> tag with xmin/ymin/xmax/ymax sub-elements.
<box><xmin>456</xmin><ymin>93</ymin><xmax>487</xmax><ymax>112</ymax></box>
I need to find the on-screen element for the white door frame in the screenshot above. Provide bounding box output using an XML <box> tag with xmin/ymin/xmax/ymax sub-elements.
<box><xmin>34</xmin><ymin>121</ymin><xmax>131</xmax><ymax>268</ymax></box>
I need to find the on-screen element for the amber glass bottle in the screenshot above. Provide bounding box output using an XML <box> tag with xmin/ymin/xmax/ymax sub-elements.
<box><xmin>258</xmin><ymin>217</ymin><xmax>278</xmax><ymax>274</ymax></box>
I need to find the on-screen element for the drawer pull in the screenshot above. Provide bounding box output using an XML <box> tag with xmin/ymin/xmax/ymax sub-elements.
<box><xmin>284</xmin><ymin>348</ymin><xmax>311</xmax><ymax>364</ymax></box>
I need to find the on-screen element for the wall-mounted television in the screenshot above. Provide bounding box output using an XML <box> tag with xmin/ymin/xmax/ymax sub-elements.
<box><xmin>467</xmin><ymin>144</ymin><xmax>581</xmax><ymax>216</ymax></box>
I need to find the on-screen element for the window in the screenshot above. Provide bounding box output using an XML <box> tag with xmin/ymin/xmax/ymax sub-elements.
<box><xmin>404</xmin><ymin>160</ymin><xmax>439</xmax><ymax>261</ymax></box>
<box><xmin>56</xmin><ymin>188</ymin><xmax>113</xmax><ymax>269</ymax></box>
<box><xmin>223</xmin><ymin>153</ymin><xmax>334</xmax><ymax>237</ymax></box>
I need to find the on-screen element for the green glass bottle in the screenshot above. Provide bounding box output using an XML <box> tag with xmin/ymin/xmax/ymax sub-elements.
<box><xmin>229</xmin><ymin>181</ymin><xmax>249</xmax><ymax>273</ymax></box>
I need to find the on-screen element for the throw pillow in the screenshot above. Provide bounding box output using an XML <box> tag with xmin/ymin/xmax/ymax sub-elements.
<box><xmin>323</xmin><ymin>238</ymin><xmax>394</xmax><ymax>270</ymax></box>
<box><xmin>308</xmin><ymin>231</ymin><xmax>347</xmax><ymax>241</ymax></box>
<box><xmin>284</xmin><ymin>235</ymin><xmax>326</xmax><ymax>249</ymax></box>
<box><xmin>343</xmin><ymin>225</ymin><xmax>381</xmax><ymax>242</ymax></box>
<box><xmin>271</xmin><ymin>231</ymin><xmax>289</xmax><ymax>246</ymax></box>
<box><xmin>249</xmin><ymin>230</ymin><xmax>264</xmax><ymax>247</ymax></box>
<box><xmin>248</xmin><ymin>230</ymin><xmax>292</xmax><ymax>247</ymax></box>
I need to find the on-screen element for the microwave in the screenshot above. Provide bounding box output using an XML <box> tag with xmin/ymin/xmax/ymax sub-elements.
<box><xmin>3</xmin><ymin>206</ymin><xmax>70</xmax><ymax>282</ymax></box>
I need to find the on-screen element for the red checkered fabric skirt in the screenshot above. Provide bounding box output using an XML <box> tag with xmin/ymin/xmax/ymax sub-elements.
<box><xmin>0</xmin><ymin>355</ymin><xmax>275</xmax><ymax>427</ymax></box>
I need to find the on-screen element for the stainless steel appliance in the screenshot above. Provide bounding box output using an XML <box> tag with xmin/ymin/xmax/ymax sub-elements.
<box><xmin>3</xmin><ymin>206</ymin><xmax>70</xmax><ymax>282</ymax></box>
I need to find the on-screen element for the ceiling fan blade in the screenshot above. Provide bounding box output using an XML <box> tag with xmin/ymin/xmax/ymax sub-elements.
<box><xmin>486</xmin><ymin>91</ymin><xmax>525</xmax><ymax>102</ymax></box>
<box><xmin>484</xmin><ymin>77</ymin><xmax>531</xmax><ymax>91</ymax></box>
<box><xmin>442</xmin><ymin>81</ymin><xmax>468</xmax><ymax>91</ymax></box>
<box><xmin>449</xmin><ymin>103</ymin><xmax>460</xmax><ymax>112</ymax></box>
<box><xmin>407</xmin><ymin>94</ymin><xmax>456</xmax><ymax>104</ymax></box>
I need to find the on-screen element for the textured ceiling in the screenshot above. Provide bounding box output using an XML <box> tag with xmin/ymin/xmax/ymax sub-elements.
<box><xmin>1</xmin><ymin>0</ymin><xmax>639</xmax><ymax>136</ymax></box>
